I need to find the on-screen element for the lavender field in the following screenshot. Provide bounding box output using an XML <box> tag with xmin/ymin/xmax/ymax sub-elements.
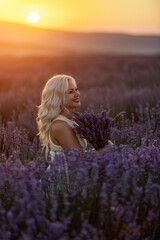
<box><xmin>0</xmin><ymin>55</ymin><xmax>160</xmax><ymax>240</ymax></box>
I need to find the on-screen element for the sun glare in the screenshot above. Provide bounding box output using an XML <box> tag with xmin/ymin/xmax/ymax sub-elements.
<box><xmin>27</xmin><ymin>11</ymin><xmax>40</xmax><ymax>23</ymax></box>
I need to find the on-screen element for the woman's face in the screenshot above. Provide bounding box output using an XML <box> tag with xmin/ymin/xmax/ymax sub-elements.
<box><xmin>65</xmin><ymin>79</ymin><xmax>81</xmax><ymax>111</ymax></box>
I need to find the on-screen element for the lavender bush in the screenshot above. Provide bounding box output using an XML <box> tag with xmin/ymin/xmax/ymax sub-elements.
<box><xmin>0</xmin><ymin>55</ymin><xmax>160</xmax><ymax>239</ymax></box>
<box><xmin>72</xmin><ymin>108</ymin><xmax>115</xmax><ymax>150</ymax></box>
<box><xmin>0</xmin><ymin>138</ymin><xmax>160</xmax><ymax>239</ymax></box>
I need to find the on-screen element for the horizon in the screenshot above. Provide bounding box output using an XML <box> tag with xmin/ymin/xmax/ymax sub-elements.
<box><xmin>1</xmin><ymin>20</ymin><xmax>160</xmax><ymax>37</ymax></box>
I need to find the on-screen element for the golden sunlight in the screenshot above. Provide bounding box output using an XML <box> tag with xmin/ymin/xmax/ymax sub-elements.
<box><xmin>27</xmin><ymin>11</ymin><xmax>40</xmax><ymax>23</ymax></box>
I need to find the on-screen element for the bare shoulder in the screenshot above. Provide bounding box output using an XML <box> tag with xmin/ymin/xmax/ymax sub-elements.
<box><xmin>50</xmin><ymin>120</ymin><xmax>81</xmax><ymax>151</ymax></box>
<box><xmin>50</xmin><ymin>120</ymin><xmax>73</xmax><ymax>137</ymax></box>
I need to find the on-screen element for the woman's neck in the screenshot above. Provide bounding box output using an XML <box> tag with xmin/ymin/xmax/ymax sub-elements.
<box><xmin>59</xmin><ymin>109</ymin><xmax>73</xmax><ymax>120</ymax></box>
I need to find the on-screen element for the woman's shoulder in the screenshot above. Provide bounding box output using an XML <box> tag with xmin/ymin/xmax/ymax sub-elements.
<box><xmin>51</xmin><ymin>115</ymin><xmax>74</xmax><ymax>130</ymax></box>
<box><xmin>50</xmin><ymin>118</ymin><xmax>81</xmax><ymax>150</ymax></box>
<box><xmin>50</xmin><ymin>120</ymin><xmax>71</xmax><ymax>133</ymax></box>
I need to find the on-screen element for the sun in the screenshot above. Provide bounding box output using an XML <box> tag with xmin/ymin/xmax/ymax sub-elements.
<box><xmin>27</xmin><ymin>11</ymin><xmax>40</xmax><ymax>23</ymax></box>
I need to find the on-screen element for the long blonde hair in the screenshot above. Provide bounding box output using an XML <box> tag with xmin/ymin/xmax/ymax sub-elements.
<box><xmin>36</xmin><ymin>74</ymin><xmax>76</xmax><ymax>159</ymax></box>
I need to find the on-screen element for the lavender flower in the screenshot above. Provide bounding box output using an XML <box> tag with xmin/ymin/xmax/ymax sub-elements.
<box><xmin>0</xmin><ymin>56</ymin><xmax>160</xmax><ymax>240</ymax></box>
<box><xmin>72</xmin><ymin>108</ymin><xmax>115</xmax><ymax>150</ymax></box>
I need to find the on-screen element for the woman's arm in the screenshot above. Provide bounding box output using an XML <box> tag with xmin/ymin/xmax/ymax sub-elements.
<box><xmin>50</xmin><ymin>120</ymin><xmax>82</xmax><ymax>152</ymax></box>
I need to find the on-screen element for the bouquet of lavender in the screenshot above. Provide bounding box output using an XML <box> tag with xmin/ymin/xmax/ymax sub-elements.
<box><xmin>73</xmin><ymin>108</ymin><xmax>116</xmax><ymax>150</ymax></box>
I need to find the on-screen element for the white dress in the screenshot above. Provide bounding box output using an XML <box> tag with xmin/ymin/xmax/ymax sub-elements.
<box><xmin>47</xmin><ymin>114</ymin><xmax>88</xmax><ymax>188</ymax></box>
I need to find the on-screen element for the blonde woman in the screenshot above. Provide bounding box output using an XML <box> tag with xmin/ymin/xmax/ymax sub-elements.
<box><xmin>37</xmin><ymin>74</ymin><xmax>114</xmax><ymax>189</ymax></box>
<box><xmin>37</xmin><ymin>74</ymin><xmax>113</xmax><ymax>164</ymax></box>
<box><xmin>36</xmin><ymin>74</ymin><xmax>88</xmax><ymax>163</ymax></box>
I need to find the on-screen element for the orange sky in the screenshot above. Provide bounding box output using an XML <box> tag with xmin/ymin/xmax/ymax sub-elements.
<box><xmin>0</xmin><ymin>0</ymin><xmax>160</xmax><ymax>34</ymax></box>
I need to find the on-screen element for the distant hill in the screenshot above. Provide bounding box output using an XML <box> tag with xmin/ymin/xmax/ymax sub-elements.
<box><xmin>0</xmin><ymin>21</ymin><xmax>160</xmax><ymax>56</ymax></box>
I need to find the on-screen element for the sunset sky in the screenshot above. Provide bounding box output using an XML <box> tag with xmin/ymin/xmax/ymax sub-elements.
<box><xmin>0</xmin><ymin>0</ymin><xmax>160</xmax><ymax>35</ymax></box>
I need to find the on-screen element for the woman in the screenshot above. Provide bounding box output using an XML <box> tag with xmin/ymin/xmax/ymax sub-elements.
<box><xmin>37</xmin><ymin>74</ymin><xmax>113</xmax><ymax>190</ymax></box>
<box><xmin>36</xmin><ymin>74</ymin><xmax>88</xmax><ymax>162</ymax></box>
<box><xmin>37</xmin><ymin>74</ymin><xmax>114</xmax><ymax>189</ymax></box>
<box><xmin>37</xmin><ymin>74</ymin><xmax>112</xmax><ymax>162</ymax></box>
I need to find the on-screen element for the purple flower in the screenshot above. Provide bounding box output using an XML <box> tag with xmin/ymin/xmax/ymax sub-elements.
<box><xmin>73</xmin><ymin>108</ymin><xmax>115</xmax><ymax>150</ymax></box>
